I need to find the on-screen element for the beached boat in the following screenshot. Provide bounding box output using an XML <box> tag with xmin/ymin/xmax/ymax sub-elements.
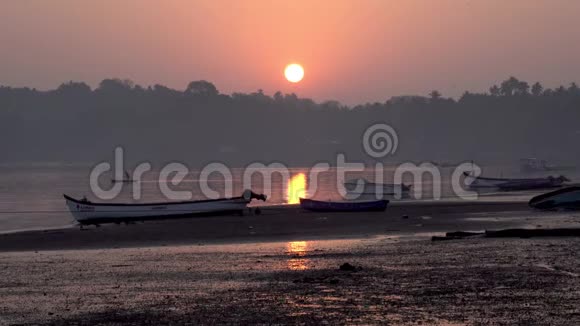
<box><xmin>529</xmin><ymin>186</ymin><xmax>580</xmax><ymax>210</ymax></box>
<box><xmin>299</xmin><ymin>198</ymin><xmax>388</xmax><ymax>212</ymax></box>
<box><xmin>64</xmin><ymin>190</ymin><xmax>266</xmax><ymax>225</ymax></box>
<box><xmin>520</xmin><ymin>158</ymin><xmax>576</xmax><ymax>173</ymax></box>
<box><xmin>463</xmin><ymin>172</ymin><xmax>569</xmax><ymax>191</ymax></box>
<box><xmin>344</xmin><ymin>178</ymin><xmax>411</xmax><ymax>198</ymax></box>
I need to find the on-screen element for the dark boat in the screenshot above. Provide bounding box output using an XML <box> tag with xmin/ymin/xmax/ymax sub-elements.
<box><xmin>496</xmin><ymin>176</ymin><xmax>570</xmax><ymax>191</ymax></box>
<box><xmin>344</xmin><ymin>178</ymin><xmax>411</xmax><ymax>197</ymax></box>
<box><xmin>299</xmin><ymin>198</ymin><xmax>388</xmax><ymax>212</ymax></box>
<box><xmin>528</xmin><ymin>186</ymin><xmax>580</xmax><ymax>210</ymax></box>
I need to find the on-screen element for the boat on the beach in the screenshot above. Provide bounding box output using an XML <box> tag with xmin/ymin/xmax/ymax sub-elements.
<box><xmin>64</xmin><ymin>190</ymin><xmax>267</xmax><ymax>225</ymax></box>
<box><xmin>299</xmin><ymin>198</ymin><xmax>388</xmax><ymax>212</ymax></box>
<box><xmin>520</xmin><ymin>158</ymin><xmax>576</xmax><ymax>173</ymax></box>
<box><xmin>528</xmin><ymin>186</ymin><xmax>580</xmax><ymax>210</ymax></box>
<box><xmin>344</xmin><ymin>178</ymin><xmax>411</xmax><ymax>198</ymax></box>
<box><xmin>463</xmin><ymin>172</ymin><xmax>569</xmax><ymax>191</ymax></box>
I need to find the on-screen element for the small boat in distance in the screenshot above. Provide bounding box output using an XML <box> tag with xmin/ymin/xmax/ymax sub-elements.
<box><xmin>299</xmin><ymin>198</ymin><xmax>389</xmax><ymax>212</ymax></box>
<box><xmin>344</xmin><ymin>178</ymin><xmax>411</xmax><ymax>198</ymax></box>
<box><xmin>111</xmin><ymin>170</ymin><xmax>134</xmax><ymax>183</ymax></box>
<box><xmin>529</xmin><ymin>186</ymin><xmax>580</xmax><ymax>210</ymax></box>
<box><xmin>464</xmin><ymin>172</ymin><xmax>569</xmax><ymax>191</ymax></box>
<box><xmin>520</xmin><ymin>158</ymin><xmax>576</xmax><ymax>173</ymax></box>
<box><xmin>64</xmin><ymin>190</ymin><xmax>267</xmax><ymax>226</ymax></box>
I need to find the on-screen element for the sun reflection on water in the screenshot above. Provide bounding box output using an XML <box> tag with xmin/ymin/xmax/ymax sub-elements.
<box><xmin>286</xmin><ymin>241</ymin><xmax>309</xmax><ymax>270</ymax></box>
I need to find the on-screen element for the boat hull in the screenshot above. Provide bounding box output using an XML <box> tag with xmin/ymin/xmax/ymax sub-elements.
<box><xmin>299</xmin><ymin>198</ymin><xmax>389</xmax><ymax>212</ymax></box>
<box><xmin>344</xmin><ymin>179</ymin><xmax>410</xmax><ymax>198</ymax></box>
<box><xmin>529</xmin><ymin>187</ymin><xmax>580</xmax><ymax>210</ymax></box>
<box><xmin>464</xmin><ymin>173</ymin><xmax>567</xmax><ymax>190</ymax></box>
<box><xmin>64</xmin><ymin>195</ymin><xmax>251</xmax><ymax>225</ymax></box>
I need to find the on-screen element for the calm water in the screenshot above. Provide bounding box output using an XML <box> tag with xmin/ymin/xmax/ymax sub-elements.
<box><xmin>0</xmin><ymin>163</ymin><xmax>576</xmax><ymax>233</ymax></box>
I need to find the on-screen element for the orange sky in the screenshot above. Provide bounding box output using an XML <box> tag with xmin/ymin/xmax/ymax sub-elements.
<box><xmin>1</xmin><ymin>0</ymin><xmax>579</xmax><ymax>104</ymax></box>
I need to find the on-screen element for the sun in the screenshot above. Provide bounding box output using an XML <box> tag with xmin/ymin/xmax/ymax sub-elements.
<box><xmin>284</xmin><ymin>63</ymin><xmax>304</xmax><ymax>83</ymax></box>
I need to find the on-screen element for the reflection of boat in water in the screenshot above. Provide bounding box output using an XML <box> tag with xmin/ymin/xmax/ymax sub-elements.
<box><xmin>344</xmin><ymin>178</ymin><xmax>411</xmax><ymax>198</ymax></box>
<box><xmin>64</xmin><ymin>190</ymin><xmax>266</xmax><ymax>225</ymax></box>
<box><xmin>111</xmin><ymin>170</ymin><xmax>134</xmax><ymax>183</ymax></box>
<box><xmin>464</xmin><ymin>172</ymin><xmax>569</xmax><ymax>191</ymax></box>
<box><xmin>299</xmin><ymin>198</ymin><xmax>388</xmax><ymax>212</ymax></box>
<box><xmin>520</xmin><ymin>158</ymin><xmax>576</xmax><ymax>173</ymax></box>
<box><xmin>529</xmin><ymin>187</ymin><xmax>580</xmax><ymax>210</ymax></box>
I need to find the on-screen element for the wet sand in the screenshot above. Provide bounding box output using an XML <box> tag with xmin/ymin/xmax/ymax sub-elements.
<box><xmin>2</xmin><ymin>201</ymin><xmax>580</xmax><ymax>324</ymax></box>
<box><xmin>2</xmin><ymin>236</ymin><xmax>580</xmax><ymax>324</ymax></box>
<box><xmin>0</xmin><ymin>200</ymin><xmax>561</xmax><ymax>252</ymax></box>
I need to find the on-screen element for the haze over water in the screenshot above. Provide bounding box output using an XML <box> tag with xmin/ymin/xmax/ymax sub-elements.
<box><xmin>1</xmin><ymin>164</ymin><xmax>572</xmax><ymax>233</ymax></box>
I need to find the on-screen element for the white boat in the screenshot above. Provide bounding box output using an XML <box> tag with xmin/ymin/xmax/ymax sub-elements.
<box><xmin>64</xmin><ymin>190</ymin><xmax>266</xmax><ymax>225</ymax></box>
<box><xmin>344</xmin><ymin>178</ymin><xmax>411</xmax><ymax>198</ymax></box>
<box><xmin>464</xmin><ymin>172</ymin><xmax>569</xmax><ymax>190</ymax></box>
<box><xmin>520</xmin><ymin>158</ymin><xmax>576</xmax><ymax>173</ymax></box>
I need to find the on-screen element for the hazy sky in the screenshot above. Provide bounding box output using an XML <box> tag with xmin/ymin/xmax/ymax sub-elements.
<box><xmin>1</xmin><ymin>0</ymin><xmax>579</xmax><ymax>104</ymax></box>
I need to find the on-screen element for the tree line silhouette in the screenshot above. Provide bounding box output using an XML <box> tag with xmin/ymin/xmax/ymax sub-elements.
<box><xmin>0</xmin><ymin>76</ymin><xmax>579</xmax><ymax>167</ymax></box>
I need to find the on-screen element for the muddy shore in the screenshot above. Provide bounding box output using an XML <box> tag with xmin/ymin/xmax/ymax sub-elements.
<box><xmin>2</xmin><ymin>201</ymin><xmax>580</xmax><ymax>324</ymax></box>
<box><xmin>1</xmin><ymin>236</ymin><xmax>580</xmax><ymax>324</ymax></box>
<box><xmin>0</xmin><ymin>200</ymin><xmax>561</xmax><ymax>252</ymax></box>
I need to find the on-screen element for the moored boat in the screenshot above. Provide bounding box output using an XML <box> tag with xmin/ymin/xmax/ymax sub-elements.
<box><xmin>344</xmin><ymin>178</ymin><xmax>411</xmax><ymax>198</ymax></box>
<box><xmin>463</xmin><ymin>172</ymin><xmax>569</xmax><ymax>191</ymax></box>
<box><xmin>520</xmin><ymin>158</ymin><xmax>576</xmax><ymax>173</ymax></box>
<box><xmin>529</xmin><ymin>186</ymin><xmax>580</xmax><ymax>210</ymax></box>
<box><xmin>299</xmin><ymin>198</ymin><xmax>389</xmax><ymax>212</ymax></box>
<box><xmin>64</xmin><ymin>190</ymin><xmax>266</xmax><ymax>225</ymax></box>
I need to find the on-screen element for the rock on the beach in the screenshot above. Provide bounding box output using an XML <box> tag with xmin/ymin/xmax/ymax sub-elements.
<box><xmin>339</xmin><ymin>263</ymin><xmax>361</xmax><ymax>271</ymax></box>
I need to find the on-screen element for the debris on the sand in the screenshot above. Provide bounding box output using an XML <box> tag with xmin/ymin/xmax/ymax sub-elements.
<box><xmin>339</xmin><ymin>263</ymin><xmax>362</xmax><ymax>271</ymax></box>
<box><xmin>432</xmin><ymin>236</ymin><xmax>462</xmax><ymax>241</ymax></box>
<box><xmin>446</xmin><ymin>231</ymin><xmax>484</xmax><ymax>237</ymax></box>
<box><xmin>433</xmin><ymin>228</ymin><xmax>580</xmax><ymax>241</ymax></box>
<box><xmin>402</xmin><ymin>215</ymin><xmax>409</xmax><ymax>219</ymax></box>
<box><xmin>340</xmin><ymin>263</ymin><xmax>356</xmax><ymax>271</ymax></box>
<box><xmin>486</xmin><ymin>228</ymin><xmax>580</xmax><ymax>238</ymax></box>
<box><xmin>432</xmin><ymin>231</ymin><xmax>485</xmax><ymax>241</ymax></box>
